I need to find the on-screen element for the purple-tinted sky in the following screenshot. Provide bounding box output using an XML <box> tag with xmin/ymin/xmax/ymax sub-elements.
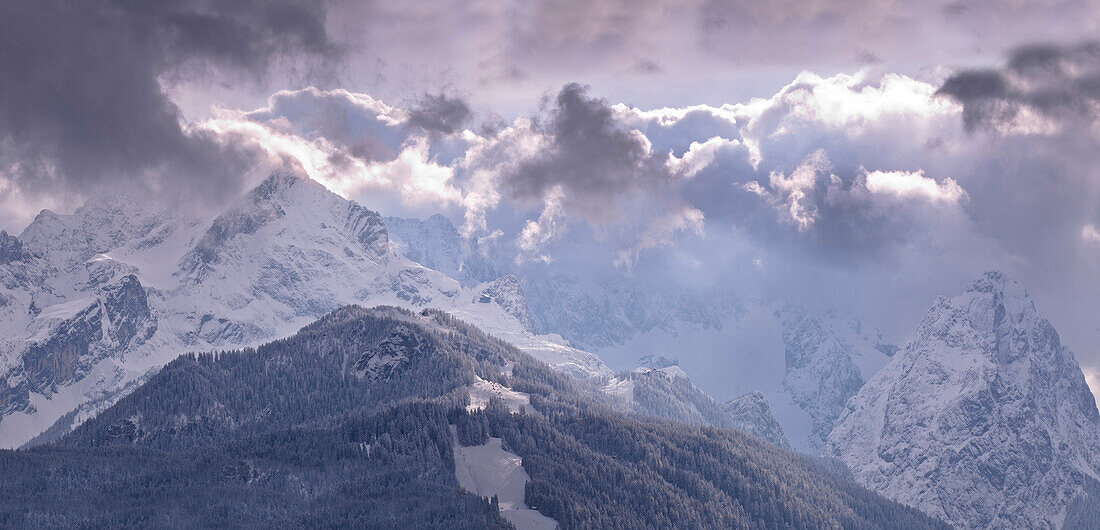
<box><xmin>2</xmin><ymin>0</ymin><xmax>1099</xmax><ymax>385</ymax></box>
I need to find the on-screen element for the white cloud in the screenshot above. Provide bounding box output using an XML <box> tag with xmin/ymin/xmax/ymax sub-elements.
<box><xmin>615</xmin><ymin>71</ymin><xmax>963</xmax><ymax>170</ymax></box>
<box><xmin>460</xmin><ymin>117</ymin><xmax>549</xmax><ymax>236</ymax></box>
<box><xmin>1083</xmin><ymin>224</ymin><xmax>1100</xmax><ymax>245</ymax></box>
<box><xmin>864</xmin><ymin>169</ymin><xmax>968</xmax><ymax>204</ymax></box>
<box><xmin>744</xmin><ymin>149</ymin><xmax>830</xmax><ymax>231</ymax></box>
<box><xmin>356</xmin><ymin>137</ymin><xmax>463</xmax><ymax>207</ymax></box>
<box><xmin>199</xmin><ymin>90</ymin><xmax>465</xmax><ymax>218</ymax></box>
<box><xmin>516</xmin><ymin>185</ymin><xmax>567</xmax><ymax>264</ymax></box>
<box><xmin>1083</xmin><ymin>366</ymin><xmax>1100</xmax><ymax>409</ymax></box>
<box><xmin>615</xmin><ymin>206</ymin><xmax>705</xmax><ymax>270</ymax></box>
<box><xmin>664</xmin><ymin>136</ymin><xmax>740</xmax><ymax>178</ymax></box>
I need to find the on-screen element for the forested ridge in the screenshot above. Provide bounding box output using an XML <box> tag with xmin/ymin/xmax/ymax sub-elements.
<box><xmin>1</xmin><ymin>306</ymin><xmax>946</xmax><ymax>528</ymax></box>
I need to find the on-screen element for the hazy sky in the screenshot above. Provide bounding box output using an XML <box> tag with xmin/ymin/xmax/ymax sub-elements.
<box><xmin>2</xmin><ymin>0</ymin><xmax>1099</xmax><ymax>382</ymax></box>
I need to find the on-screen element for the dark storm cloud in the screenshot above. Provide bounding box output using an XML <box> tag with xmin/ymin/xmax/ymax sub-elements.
<box><xmin>505</xmin><ymin>83</ymin><xmax>669</xmax><ymax>220</ymax></box>
<box><xmin>405</xmin><ymin>94</ymin><xmax>473</xmax><ymax>135</ymax></box>
<box><xmin>0</xmin><ymin>0</ymin><xmax>339</xmax><ymax>206</ymax></box>
<box><xmin>938</xmin><ymin>42</ymin><xmax>1100</xmax><ymax>131</ymax></box>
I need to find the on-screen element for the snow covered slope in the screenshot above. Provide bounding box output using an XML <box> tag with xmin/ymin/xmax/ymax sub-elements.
<box><xmin>451</xmin><ymin>428</ymin><xmax>559</xmax><ymax>530</ymax></box>
<box><xmin>0</xmin><ymin>172</ymin><xmax>608</xmax><ymax>448</ymax></box>
<box><xmin>825</xmin><ymin>272</ymin><xmax>1100</xmax><ymax>529</ymax></box>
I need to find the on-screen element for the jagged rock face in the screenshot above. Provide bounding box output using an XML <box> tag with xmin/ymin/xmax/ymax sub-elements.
<box><xmin>825</xmin><ymin>272</ymin><xmax>1100</xmax><ymax>529</ymax></box>
<box><xmin>777</xmin><ymin>307</ymin><xmax>892</xmax><ymax>453</ymax></box>
<box><xmin>0</xmin><ymin>231</ymin><xmax>32</xmax><ymax>265</ymax></box>
<box><xmin>353</xmin><ymin>325</ymin><xmax>425</xmax><ymax>380</ymax></box>
<box><xmin>384</xmin><ymin>214</ymin><xmax>498</xmax><ymax>286</ymax></box>
<box><xmin>723</xmin><ymin>392</ymin><xmax>790</xmax><ymax>449</ymax></box>
<box><xmin>3</xmin><ymin>273</ymin><xmax>156</xmax><ymax>413</ymax></box>
<box><xmin>479</xmin><ymin>275</ymin><xmax>539</xmax><ymax>334</ymax></box>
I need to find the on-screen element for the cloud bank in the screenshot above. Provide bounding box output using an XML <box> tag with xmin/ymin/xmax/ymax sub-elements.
<box><xmin>0</xmin><ymin>0</ymin><xmax>340</xmax><ymax>229</ymax></box>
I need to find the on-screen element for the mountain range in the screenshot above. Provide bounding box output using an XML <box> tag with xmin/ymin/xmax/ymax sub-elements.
<box><xmin>0</xmin><ymin>172</ymin><xmax>606</xmax><ymax>449</ymax></box>
<box><xmin>1</xmin><ymin>173</ymin><xmax>1098</xmax><ymax>528</ymax></box>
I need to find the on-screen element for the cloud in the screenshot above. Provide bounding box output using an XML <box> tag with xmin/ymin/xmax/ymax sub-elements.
<box><xmin>200</xmin><ymin>88</ymin><xmax>467</xmax><ymax>218</ymax></box>
<box><xmin>1084</xmin><ymin>224</ymin><xmax>1100</xmax><ymax>245</ymax></box>
<box><xmin>406</xmin><ymin>94</ymin><xmax>473</xmax><ymax>134</ymax></box>
<box><xmin>503</xmin><ymin>83</ymin><xmax>669</xmax><ymax>220</ymax></box>
<box><xmin>741</xmin><ymin>148</ymin><xmax>971</xmax><ymax>258</ymax></box>
<box><xmin>240</xmin><ymin>87</ymin><xmax>407</xmax><ymax>164</ymax></box>
<box><xmin>460</xmin><ymin>117</ymin><xmax>549</xmax><ymax>235</ymax></box>
<box><xmin>1083</xmin><ymin>365</ymin><xmax>1100</xmax><ymax>409</ymax></box>
<box><xmin>938</xmin><ymin>42</ymin><xmax>1100</xmax><ymax>133</ymax></box>
<box><xmin>697</xmin><ymin>0</ymin><xmax>1100</xmax><ymax>68</ymax></box>
<box><xmin>0</xmin><ymin>0</ymin><xmax>340</xmax><ymax>224</ymax></box>
<box><xmin>516</xmin><ymin>186</ymin><xmax>567</xmax><ymax>264</ymax></box>
<box><xmin>744</xmin><ymin>149</ymin><xmax>831</xmax><ymax>231</ymax></box>
<box><xmin>665</xmin><ymin>136</ymin><xmax>742</xmax><ymax>178</ymax></box>
<box><xmin>615</xmin><ymin>206</ymin><xmax>705</xmax><ymax>270</ymax></box>
<box><xmin>864</xmin><ymin>170</ymin><xmax>967</xmax><ymax>203</ymax></box>
<box><xmin>461</xmin><ymin>82</ymin><xmax>717</xmax><ymax>262</ymax></box>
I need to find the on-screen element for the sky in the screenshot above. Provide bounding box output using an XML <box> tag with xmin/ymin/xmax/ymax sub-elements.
<box><xmin>2</xmin><ymin>0</ymin><xmax>1099</xmax><ymax>384</ymax></box>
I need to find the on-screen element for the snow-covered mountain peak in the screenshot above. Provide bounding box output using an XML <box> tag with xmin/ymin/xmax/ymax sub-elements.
<box><xmin>825</xmin><ymin>272</ymin><xmax>1100</xmax><ymax>528</ymax></box>
<box><xmin>0</xmin><ymin>173</ymin><xmax>612</xmax><ymax>448</ymax></box>
<box><xmin>19</xmin><ymin>194</ymin><xmax>170</xmax><ymax>271</ymax></box>
<box><xmin>180</xmin><ymin>172</ymin><xmax>390</xmax><ymax>279</ymax></box>
<box><xmin>958</xmin><ymin>270</ymin><xmax>1037</xmax><ymax>330</ymax></box>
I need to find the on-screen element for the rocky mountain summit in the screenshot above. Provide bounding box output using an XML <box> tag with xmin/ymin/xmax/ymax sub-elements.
<box><xmin>826</xmin><ymin>272</ymin><xmax>1100</xmax><ymax>529</ymax></box>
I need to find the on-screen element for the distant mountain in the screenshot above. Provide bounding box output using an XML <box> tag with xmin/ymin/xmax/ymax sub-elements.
<box><xmin>0</xmin><ymin>306</ymin><xmax>946</xmax><ymax>528</ymax></box>
<box><xmin>0</xmin><ymin>173</ymin><xmax>607</xmax><ymax>448</ymax></box>
<box><xmin>593</xmin><ymin>301</ymin><xmax>895</xmax><ymax>453</ymax></box>
<box><xmin>826</xmin><ymin>272</ymin><xmax>1100</xmax><ymax>529</ymax></box>
<box><xmin>383</xmin><ymin>214</ymin><xmax>499</xmax><ymax>287</ymax></box>
<box><xmin>383</xmin><ymin>214</ymin><xmax>898</xmax><ymax>454</ymax></box>
<box><xmin>775</xmin><ymin>306</ymin><xmax>895</xmax><ymax>453</ymax></box>
<box><xmin>601</xmin><ymin>360</ymin><xmax>791</xmax><ymax>449</ymax></box>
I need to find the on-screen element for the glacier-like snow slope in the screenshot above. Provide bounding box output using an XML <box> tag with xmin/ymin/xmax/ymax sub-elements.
<box><xmin>0</xmin><ymin>172</ymin><xmax>608</xmax><ymax>448</ymax></box>
<box><xmin>825</xmin><ymin>272</ymin><xmax>1100</xmax><ymax>529</ymax></box>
